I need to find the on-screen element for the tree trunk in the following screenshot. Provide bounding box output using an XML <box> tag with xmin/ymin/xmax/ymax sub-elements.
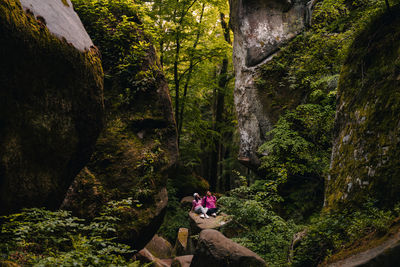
<box><xmin>178</xmin><ymin>3</ymin><xmax>205</xmax><ymax>138</ymax></box>
<box><xmin>209</xmin><ymin>13</ymin><xmax>231</xmax><ymax>192</ymax></box>
<box><xmin>174</xmin><ymin>34</ymin><xmax>180</xmax><ymax>146</ymax></box>
<box><xmin>385</xmin><ymin>0</ymin><xmax>390</xmax><ymax>11</ymax></box>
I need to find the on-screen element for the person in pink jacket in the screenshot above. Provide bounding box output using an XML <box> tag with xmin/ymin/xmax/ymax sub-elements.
<box><xmin>192</xmin><ymin>193</ymin><xmax>209</xmax><ymax>219</ymax></box>
<box><xmin>202</xmin><ymin>191</ymin><xmax>218</xmax><ymax>217</ymax></box>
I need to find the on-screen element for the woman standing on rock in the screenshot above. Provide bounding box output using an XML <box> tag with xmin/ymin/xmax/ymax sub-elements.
<box><xmin>202</xmin><ymin>191</ymin><xmax>218</xmax><ymax>217</ymax></box>
<box><xmin>192</xmin><ymin>193</ymin><xmax>209</xmax><ymax>219</ymax></box>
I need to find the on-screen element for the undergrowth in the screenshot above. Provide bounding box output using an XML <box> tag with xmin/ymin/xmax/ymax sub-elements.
<box><xmin>157</xmin><ymin>180</ymin><xmax>190</xmax><ymax>244</ymax></box>
<box><xmin>0</xmin><ymin>204</ymin><xmax>147</xmax><ymax>266</ymax></box>
<box><xmin>220</xmin><ymin>180</ymin><xmax>400</xmax><ymax>266</ymax></box>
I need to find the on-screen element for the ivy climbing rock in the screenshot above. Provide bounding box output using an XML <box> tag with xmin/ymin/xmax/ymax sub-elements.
<box><xmin>229</xmin><ymin>0</ymin><xmax>310</xmax><ymax>168</ymax></box>
<box><xmin>325</xmin><ymin>6</ymin><xmax>400</xmax><ymax>209</ymax></box>
<box><xmin>0</xmin><ymin>0</ymin><xmax>104</xmax><ymax>215</ymax></box>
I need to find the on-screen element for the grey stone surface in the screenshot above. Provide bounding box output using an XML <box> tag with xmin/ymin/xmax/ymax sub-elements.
<box><xmin>19</xmin><ymin>0</ymin><xmax>93</xmax><ymax>51</ymax></box>
<box><xmin>230</xmin><ymin>0</ymin><xmax>309</xmax><ymax>167</ymax></box>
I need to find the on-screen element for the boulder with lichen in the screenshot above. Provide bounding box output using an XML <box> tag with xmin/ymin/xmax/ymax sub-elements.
<box><xmin>0</xmin><ymin>0</ymin><xmax>104</xmax><ymax>215</ymax></box>
<box><xmin>325</xmin><ymin>6</ymin><xmax>400</xmax><ymax>209</ymax></box>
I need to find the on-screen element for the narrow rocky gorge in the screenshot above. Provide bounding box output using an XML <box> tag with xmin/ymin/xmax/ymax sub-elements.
<box><xmin>1</xmin><ymin>0</ymin><xmax>400</xmax><ymax>266</ymax></box>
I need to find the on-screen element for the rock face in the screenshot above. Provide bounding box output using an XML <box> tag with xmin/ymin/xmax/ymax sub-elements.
<box><xmin>325</xmin><ymin>7</ymin><xmax>400</xmax><ymax>209</ymax></box>
<box><xmin>172</xmin><ymin>255</ymin><xmax>193</xmax><ymax>267</ymax></box>
<box><xmin>61</xmin><ymin>0</ymin><xmax>178</xmax><ymax>251</ymax></box>
<box><xmin>190</xmin><ymin>229</ymin><xmax>266</xmax><ymax>267</ymax></box>
<box><xmin>146</xmin><ymin>235</ymin><xmax>173</xmax><ymax>259</ymax></box>
<box><xmin>0</xmin><ymin>0</ymin><xmax>104</xmax><ymax>215</ymax></box>
<box><xmin>230</xmin><ymin>0</ymin><xmax>309</xmax><ymax>167</ymax></box>
<box><xmin>173</xmin><ymin>228</ymin><xmax>191</xmax><ymax>256</ymax></box>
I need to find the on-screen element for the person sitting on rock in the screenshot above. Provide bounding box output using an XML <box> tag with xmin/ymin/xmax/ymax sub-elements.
<box><xmin>192</xmin><ymin>193</ymin><xmax>209</xmax><ymax>219</ymax></box>
<box><xmin>202</xmin><ymin>191</ymin><xmax>218</xmax><ymax>217</ymax></box>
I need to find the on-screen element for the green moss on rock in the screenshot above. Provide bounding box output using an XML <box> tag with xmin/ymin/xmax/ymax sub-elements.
<box><xmin>62</xmin><ymin>0</ymin><xmax>178</xmax><ymax>250</ymax></box>
<box><xmin>326</xmin><ymin>6</ymin><xmax>400</xmax><ymax>209</ymax></box>
<box><xmin>0</xmin><ymin>0</ymin><xmax>104</xmax><ymax>214</ymax></box>
<box><xmin>61</xmin><ymin>0</ymin><xmax>70</xmax><ymax>7</ymax></box>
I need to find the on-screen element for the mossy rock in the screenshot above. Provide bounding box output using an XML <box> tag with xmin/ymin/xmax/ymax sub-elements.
<box><xmin>0</xmin><ymin>0</ymin><xmax>104</xmax><ymax>215</ymax></box>
<box><xmin>63</xmin><ymin>76</ymin><xmax>177</xmax><ymax>250</ymax></box>
<box><xmin>326</xmin><ymin>6</ymin><xmax>400</xmax><ymax>209</ymax></box>
<box><xmin>62</xmin><ymin>0</ymin><xmax>178</xmax><ymax>250</ymax></box>
<box><xmin>171</xmin><ymin>164</ymin><xmax>210</xmax><ymax>199</ymax></box>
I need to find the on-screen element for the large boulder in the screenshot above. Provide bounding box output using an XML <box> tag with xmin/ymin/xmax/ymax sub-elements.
<box><xmin>325</xmin><ymin>6</ymin><xmax>400</xmax><ymax>209</ymax></box>
<box><xmin>172</xmin><ymin>255</ymin><xmax>193</xmax><ymax>267</ymax></box>
<box><xmin>146</xmin><ymin>234</ymin><xmax>173</xmax><ymax>259</ymax></box>
<box><xmin>0</xmin><ymin>0</ymin><xmax>104</xmax><ymax>214</ymax></box>
<box><xmin>61</xmin><ymin>0</ymin><xmax>178</xmax><ymax>250</ymax></box>
<box><xmin>189</xmin><ymin>212</ymin><xmax>230</xmax><ymax>234</ymax></box>
<box><xmin>133</xmin><ymin>248</ymin><xmax>171</xmax><ymax>267</ymax></box>
<box><xmin>229</xmin><ymin>0</ymin><xmax>310</xmax><ymax>168</ymax></box>
<box><xmin>173</xmin><ymin>228</ymin><xmax>192</xmax><ymax>256</ymax></box>
<box><xmin>190</xmin><ymin>229</ymin><xmax>266</xmax><ymax>267</ymax></box>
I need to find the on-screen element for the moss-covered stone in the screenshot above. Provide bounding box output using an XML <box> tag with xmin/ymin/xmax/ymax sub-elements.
<box><xmin>326</xmin><ymin>6</ymin><xmax>400</xmax><ymax>209</ymax></box>
<box><xmin>62</xmin><ymin>0</ymin><xmax>178</xmax><ymax>250</ymax></box>
<box><xmin>170</xmin><ymin>164</ymin><xmax>209</xmax><ymax>199</ymax></box>
<box><xmin>62</xmin><ymin>72</ymin><xmax>177</xmax><ymax>249</ymax></box>
<box><xmin>0</xmin><ymin>0</ymin><xmax>104</xmax><ymax>215</ymax></box>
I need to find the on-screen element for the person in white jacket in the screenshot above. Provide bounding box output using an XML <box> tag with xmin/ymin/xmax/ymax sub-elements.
<box><xmin>192</xmin><ymin>193</ymin><xmax>209</xmax><ymax>219</ymax></box>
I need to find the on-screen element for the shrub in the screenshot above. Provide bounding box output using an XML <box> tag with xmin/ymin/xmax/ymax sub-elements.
<box><xmin>0</xmin><ymin>207</ymin><xmax>138</xmax><ymax>266</ymax></box>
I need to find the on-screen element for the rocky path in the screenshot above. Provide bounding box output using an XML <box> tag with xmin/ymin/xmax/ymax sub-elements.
<box><xmin>133</xmin><ymin>196</ymin><xmax>266</xmax><ymax>266</ymax></box>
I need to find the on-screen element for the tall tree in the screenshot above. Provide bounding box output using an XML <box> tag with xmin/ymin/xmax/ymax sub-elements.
<box><xmin>144</xmin><ymin>0</ymin><xmax>239</xmax><ymax>191</ymax></box>
<box><xmin>209</xmin><ymin>12</ymin><xmax>232</xmax><ymax>191</ymax></box>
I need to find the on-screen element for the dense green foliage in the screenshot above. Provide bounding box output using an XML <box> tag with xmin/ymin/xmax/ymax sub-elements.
<box><xmin>157</xmin><ymin>181</ymin><xmax>190</xmax><ymax>244</ymax></box>
<box><xmin>144</xmin><ymin>0</ymin><xmax>239</xmax><ymax>191</ymax></box>
<box><xmin>293</xmin><ymin>200</ymin><xmax>399</xmax><ymax>266</ymax></box>
<box><xmin>220</xmin><ymin>182</ymin><xmax>400</xmax><ymax>266</ymax></box>
<box><xmin>0</xmin><ymin>207</ymin><xmax>144</xmax><ymax>266</ymax></box>
<box><xmin>72</xmin><ymin>0</ymin><xmax>154</xmax><ymax>110</ymax></box>
<box><xmin>219</xmin><ymin>181</ymin><xmax>300</xmax><ymax>266</ymax></box>
<box><xmin>258</xmin><ymin>102</ymin><xmax>334</xmax><ymax>220</ymax></box>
